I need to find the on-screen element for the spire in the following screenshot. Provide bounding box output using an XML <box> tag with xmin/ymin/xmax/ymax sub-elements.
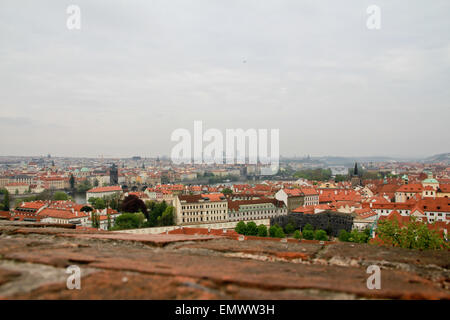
<box><xmin>353</xmin><ymin>162</ymin><xmax>358</xmax><ymax>176</ymax></box>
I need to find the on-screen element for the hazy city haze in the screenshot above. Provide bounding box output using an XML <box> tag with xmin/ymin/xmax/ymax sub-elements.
<box><xmin>0</xmin><ymin>0</ymin><xmax>449</xmax><ymax>158</ymax></box>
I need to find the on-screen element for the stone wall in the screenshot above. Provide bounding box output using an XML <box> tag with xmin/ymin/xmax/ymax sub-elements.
<box><xmin>113</xmin><ymin>218</ymin><xmax>271</xmax><ymax>235</ymax></box>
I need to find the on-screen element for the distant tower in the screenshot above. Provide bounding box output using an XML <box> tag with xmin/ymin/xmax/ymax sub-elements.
<box><xmin>110</xmin><ymin>163</ymin><xmax>118</xmax><ymax>185</ymax></box>
<box><xmin>351</xmin><ymin>162</ymin><xmax>362</xmax><ymax>187</ymax></box>
<box><xmin>156</xmin><ymin>156</ymin><xmax>161</xmax><ymax>167</ymax></box>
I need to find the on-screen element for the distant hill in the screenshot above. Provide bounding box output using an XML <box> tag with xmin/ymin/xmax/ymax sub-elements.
<box><xmin>424</xmin><ymin>153</ymin><xmax>450</xmax><ymax>164</ymax></box>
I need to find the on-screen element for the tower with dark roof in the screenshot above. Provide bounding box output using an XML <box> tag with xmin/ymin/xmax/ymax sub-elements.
<box><xmin>351</xmin><ymin>162</ymin><xmax>362</xmax><ymax>187</ymax></box>
<box><xmin>110</xmin><ymin>163</ymin><xmax>118</xmax><ymax>185</ymax></box>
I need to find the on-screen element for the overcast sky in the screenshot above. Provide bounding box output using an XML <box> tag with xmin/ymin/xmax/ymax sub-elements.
<box><xmin>0</xmin><ymin>0</ymin><xmax>449</xmax><ymax>159</ymax></box>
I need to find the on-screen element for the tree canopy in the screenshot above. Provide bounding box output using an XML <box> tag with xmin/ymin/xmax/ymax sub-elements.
<box><xmin>376</xmin><ymin>218</ymin><xmax>447</xmax><ymax>250</ymax></box>
<box><xmin>53</xmin><ymin>191</ymin><xmax>70</xmax><ymax>201</ymax></box>
<box><xmin>293</xmin><ymin>169</ymin><xmax>332</xmax><ymax>181</ymax></box>
<box><xmin>112</xmin><ymin>212</ymin><xmax>145</xmax><ymax>230</ymax></box>
<box><xmin>121</xmin><ymin>195</ymin><xmax>148</xmax><ymax>218</ymax></box>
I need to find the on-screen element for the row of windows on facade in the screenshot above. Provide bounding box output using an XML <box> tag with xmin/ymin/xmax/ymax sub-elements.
<box><xmin>229</xmin><ymin>210</ymin><xmax>283</xmax><ymax>216</ymax></box>
<box><xmin>181</xmin><ymin>204</ymin><xmax>226</xmax><ymax>210</ymax></box>
<box><xmin>378</xmin><ymin>209</ymin><xmax>448</xmax><ymax>218</ymax></box>
<box><xmin>182</xmin><ymin>211</ymin><xmax>226</xmax><ymax>216</ymax></box>
<box><xmin>182</xmin><ymin>216</ymin><xmax>225</xmax><ymax>223</ymax></box>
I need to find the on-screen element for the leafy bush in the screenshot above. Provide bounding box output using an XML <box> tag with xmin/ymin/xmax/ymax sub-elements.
<box><xmin>302</xmin><ymin>229</ymin><xmax>314</xmax><ymax>240</ymax></box>
<box><xmin>284</xmin><ymin>222</ymin><xmax>295</xmax><ymax>234</ymax></box>
<box><xmin>274</xmin><ymin>227</ymin><xmax>285</xmax><ymax>238</ymax></box>
<box><xmin>257</xmin><ymin>224</ymin><xmax>268</xmax><ymax>237</ymax></box>
<box><xmin>112</xmin><ymin>212</ymin><xmax>145</xmax><ymax>230</ymax></box>
<box><xmin>338</xmin><ymin>228</ymin><xmax>370</xmax><ymax>243</ymax></box>
<box><xmin>246</xmin><ymin>222</ymin><xmax>258</xmax><ymax>236</ymax></box>
<box><xmin>303</xmin><ymin>223</ymin><xmax>314</xmax><ymax>231</ymax></box>
<box><xmin>338</xmin><ymin>229</ymin><xmax>350</xmax><ymax>242</ymax></box>
<box><xmin>314</xmin><ymin>229</ymin><xmax>328</xmax><ymax>241</ymax></box>
<box><xmin>235</xmin><ymin>221</ymin><xmax>247</xmax><ymax>235</ymax></box>
<box><xmin>293</xmin><ymin>230</ymin><xmax>301</xmax><ymax>239</ymax></box>
<box><xmin>269</xmin><ymin>225</ymin><xmax>277</xmax><ymax>237</ymax></box>
<box><xmin>269</xmin><ymin>225</ymin><xmax>285</xmax><ymax>238</ymax></box>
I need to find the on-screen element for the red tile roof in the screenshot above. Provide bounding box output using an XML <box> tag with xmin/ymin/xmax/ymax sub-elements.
<box><xmin>396</xmin><ymin>184</ymin><xmax>423</xmax><ymax>193</ymax></box>
<box><xmin>87</xmin><ymin>186</ymin><xmax>122</xmax><ymax>193</ymax></box>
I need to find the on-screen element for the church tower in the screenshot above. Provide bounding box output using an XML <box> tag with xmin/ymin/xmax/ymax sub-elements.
<box><xmin>351</xmin><ymin>162</ymin><xmax>363</xmax><ymax>187</ymax></box>
<box><xmin>110</xmin><ymin>163</ymin><xmax>118</xmax><ymax>185</ymax></box>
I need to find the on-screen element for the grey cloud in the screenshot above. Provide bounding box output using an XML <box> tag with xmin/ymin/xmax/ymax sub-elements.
<box><xmin>0</xmin><ymin>0</ymin><xmax>449</xmax><ymax>158</ymax></box>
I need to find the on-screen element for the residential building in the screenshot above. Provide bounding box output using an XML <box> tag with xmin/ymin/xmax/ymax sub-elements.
<box><xmin>175</xmin><ymin>193</ymin><xmax>228</xmax><ymax>225</ymax></box>
<box><xmin>227</xmin><ymin>198</ymin><xmax>287</xmax><ymax>222</ymax></box>
<box><xmin>275</xmin><ymin>188</ymin><xmax>305</xmax><ymax>212</ymax></box>
<box><xmin>86</xmin><ymin>186</ymin><xmax>123</xmax><ymax>201</ymax></box>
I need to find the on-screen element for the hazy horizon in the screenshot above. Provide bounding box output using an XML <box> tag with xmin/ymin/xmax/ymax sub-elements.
<box><xmin>1</xmin><ymin>1</ymin><xmax>449</xmax><ymax>159</ymax></box>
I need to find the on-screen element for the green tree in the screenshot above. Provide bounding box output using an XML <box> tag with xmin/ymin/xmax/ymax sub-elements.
<box><xmin>235</xmin><ymin>221</ymin><xmax>247</xmax><ymax>235</ymax></box>
<box><xmin>69</xmin><ymin>174</ymin><xmax>75</xmax><ymax>189</ymax></box>
<box><xmin>303</xmin><ymin>229</ymin><xmax>314</xmax><ymax>240</ymax></box>
<box><xmin>284</xmin><ymin>222</ymin><xmax>295</xmax><ymax>234</ymax></box>
<box><xmin>107</xmin><ymin>213</ymin><xmax>111</xmax><ymax>230</ymax></box>
<box><xmin>274</xmin><ymin>226</ymin><xmax>286</xmax><ymax>238</ymax></box>
<box><xmin>81</xmin><ymin>206</ymin><xmax>93</xmax><ymax>212</ymax></box>
<box><xmin>334</xmin><ymin>174</ymin><xmax>348</xmax><ymax>182</ymax></box>
<box><xmin>376</xmin><ymin>218</ymin><xmax>446</xmax><ymax>250</ymax></box>
<box><xmin>269</xmin><ymin>225</ymin><xmax>277</xmax><ymax>237</ymax></box>
<box><xmin>146</xmin><ymin>200</ymin><xmax>156</xmax><ymax>211</ymax></box>
<box><xmin>76</xmin><ymin>179</ymin><xmax>92</xmax><ymax>192</ymax></box>
<box><xmin>91</xmin><ymin>212</ymin><xmax>100</xmax><ymax>228</ymax></box>
<box><xmin>222</xmin><ymin>188</ymin><xmax>233</xmax><ymax>195</ymax></box>
<box><xmin>269</xmin><ymin>225</ymin><xmax>285</xmax><ymax>238</ymax></box>
<box><xmin>246</xmin><ymin>222</ymin><xmax>258</xmax><ymax>236</ymax></box>
<box><xmin>338</xmin><ymin>229</ymin><xmax>350</xmax><ymax>242</ymax></box>
<box><xmin>293</xmin><ymin>230</ymin><xmax>302</xmax><ymax>239</ymax></box>
<box><xmin>157</xmin><ymin>206</ymin><xmax>175</xmax><ymax>226</ymax></box>
<box><xmin>121</xmin><ymin>195</ymin><xmax>148</xmax><ymax>218</ymax></box>
<box><xmin>53</xmin><ymin>191</ymin><xmax>70</xmax><ymax>201</ymax></box>
<box><xmin>257</xmin><ymin>224</ymin><xmax>268</xmax><ymax>237</ymax></box>
<box><xmin>0</xmin><ymin>189</ymin><xmax>10</xmax><ymax>211</ymax></box>
<box><xmin>303</xmin><ymin>223</ymin><xmax>314</xmax><ymax>231</ymax></box>
<box><xmin>376</xmin><ymin>219</ymin><xmax>402</xmax><ymax>247</ymax></box>
<box><xmin>89</xmin><ymin>197</ymin><xmax>106</xmax><ymax>210</ymax></box>
<box><xmin>104</xmin><ymin>193</ymin><xmax>121</xmax><ymax>211</ymax></box>
<box><xmin>147</xmin><ymin>201</ymin><xmax>168</xmax><ymax>227</ymax></box>
<box><xmin>314</xmin><ymin>229</ymin><xmax>328</xmax><ymax>241</ymax></box>
<box><xmin>112</xmin><ymin>213</ymin><xmax>145</xmax><ymax>230</ymax></box>
<box><xmin>293</xmin><ymin>168</ymin><xmax>332</xmax><ymax>181</ymax></box>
